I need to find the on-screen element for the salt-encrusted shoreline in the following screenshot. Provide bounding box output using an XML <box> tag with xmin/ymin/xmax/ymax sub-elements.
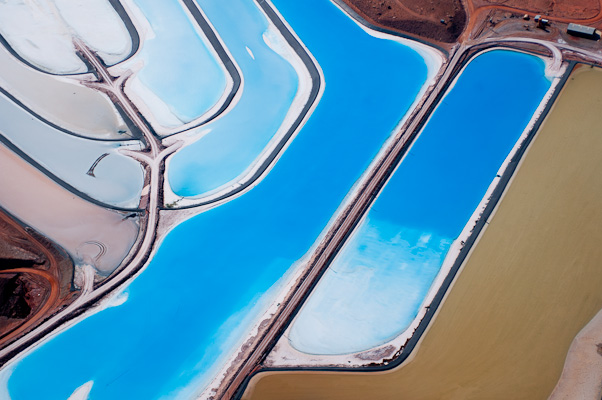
<box><xmin>266</xmin><ymin>60</ymin><xmax>566</xmax><ymax>368</ymax></box>
<box><xmin>195</xmin><ymin>4</ymin><xmax>446</xmax><ymax>397</ymax></box>
<box><xmin>549</xmin><ymin>306</ymin><xmax>602</xmax><ymax>399</ymax></box>
<box><xmin>114</xmin><ymin>0</ymin><xmax>243</xmax><ymax>137</ymax></box>
<box><xmin>161</xmin><ymin>3</ymin><xmax>320</xmax><ymax>210</ymax></box>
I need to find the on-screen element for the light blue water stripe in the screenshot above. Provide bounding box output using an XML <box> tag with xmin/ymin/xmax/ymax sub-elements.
<box><xmin>289</xmin><ymin>50</ymin><xmax>551</xmax><ymax>355</ymax></box>
<box><xmin>5</xmin><ymin>0</ymin><xmax>428</xmax><ymax>398</ymax></box>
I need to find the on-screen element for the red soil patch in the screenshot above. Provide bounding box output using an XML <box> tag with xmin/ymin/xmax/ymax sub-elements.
<box><xmin>0</xmin><ymin>210</ymin><xmax>76</xmax><ymax>347</ymax></box>
<box><xmin>340</xmin><ymin>0</ymin><xmax>467</xmax><ymax>46</ymax></box>
<box><xmin>471</xmin><ymin>0</ymin><xmax>601</xmax><ymax>20</ymax></box>
<box><xmin>340</xmin><ymin>0</ymin><xmax>602</xmax><ymax>49</ymax></box>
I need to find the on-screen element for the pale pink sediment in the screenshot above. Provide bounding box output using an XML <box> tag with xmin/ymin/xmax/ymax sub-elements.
<box><xmin>0</xmin><ymin>142</ymin><xmax>139</xmax><ymax>274</ymax></box>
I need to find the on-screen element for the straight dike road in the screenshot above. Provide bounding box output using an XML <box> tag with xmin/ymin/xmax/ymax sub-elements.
<box><xmin>222</xmin><ymin>43</ymin><xmax>472</xmax><ymax>400</ymax></box>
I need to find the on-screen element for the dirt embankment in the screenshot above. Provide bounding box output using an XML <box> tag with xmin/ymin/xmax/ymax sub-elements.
<box><xmin>339</xmin><ymin>0</ymin><xmax>466</xmax><ymax>47</ymax></box>
<box><xmin>0</xmin><ymin>210</ymin><xmax>76</xmax><ymax>347</ymax></box>
<box><xmin>339</xmin><ymin>0</ymin><xmax>602</xmax><ymax>50</ymax></box>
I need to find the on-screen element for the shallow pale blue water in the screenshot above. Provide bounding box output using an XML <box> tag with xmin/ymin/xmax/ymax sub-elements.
<box><xmin>0</xmin><ymin>91</ymin><xmax>143</xmax><ymax>208</ymax></box>
<box><xmin>289</xmin><ymin>50</ymin><xmax>552</xmax><ymax>355</ymax></box>
<box><xmin>4</xmin><ymin>0</ymin><xmax>428</xmax><ymax>398</ymax></box>
<box><xmin>132</xmin><ymin>0</ymin><xmax>227</xmax><ymax>123</ymax></box>
<box><xmin>167</xmin><ymin>0</ymin><xmax>299</xmax><ymax>196</ymax></box>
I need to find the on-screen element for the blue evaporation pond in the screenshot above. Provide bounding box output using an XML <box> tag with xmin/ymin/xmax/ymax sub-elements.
<box><xmin>167</xmin><ymin>0</ymin><xmax>299</xmax><ymax>197</ymax></box>
<box><xmin>133</xmin><ymin>0</ymin><xmax>227</xmax><ymax>123</ymax></box>
<box><xmin>289</xmin><ymin>50</ymin><xmax>552</xmax><ymax>355</ymax></box>
<box><xmin>4</xmin><ymin>1</ymin><xmax>428</xmax><ymax>399</ymax></box>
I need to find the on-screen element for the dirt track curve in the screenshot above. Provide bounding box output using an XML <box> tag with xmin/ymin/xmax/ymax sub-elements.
<box><xmin>463</xmin><ymin>0</ymin><xmax>602</xmax><ymax>41</ymax></box>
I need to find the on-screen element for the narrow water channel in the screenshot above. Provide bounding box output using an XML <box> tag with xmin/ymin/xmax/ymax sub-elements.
<box><xmin>166</xmin><ymin>0</ymin><xmax>300</xmax><ymax>198</ymax></box>
<box><xmin>126</xmin><ymin>0</ymin><xmax>229</xmax><ymax>127</ymax></box>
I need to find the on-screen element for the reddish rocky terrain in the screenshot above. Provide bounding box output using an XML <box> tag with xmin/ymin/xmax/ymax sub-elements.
<box><xmin>471</xmin><ymin>0</ymin><xmax>600</xmax><ymax>20</ymax></box>
<box><xmin>0</xmin><ymin>210</ymin><xmax>76</xmax><ymax>347</ymax></box>
<box><xmin>340</xmin><ymin>0</ymin><xmax>602</xmax><ymax>50</ymax></box>
<box><xmin>341</xmin><ymin>0</ymin><xmax>466</xmax><ymax>48</ymax></box>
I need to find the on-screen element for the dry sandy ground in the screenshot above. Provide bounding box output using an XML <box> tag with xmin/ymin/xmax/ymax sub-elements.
<box><xmin>549</xmin><ymin>306</ymin><xmax>602</xmax><ymax>399</ymax></box>
<box><xmin>242</xmin><ymin>65</ymin><xmax>602</xmax><ymax>400</ymax></box>
<box><xmin>342</xmin><ymin>0</ymin><xmax>602</xmax><ymax>51</ymax></box>
<box><xmin>339</xmin><ymin>0</ymin><xmax>466</xmax><ymax>46</ymax></box>
<box><xmin>471</xmin><ymin>0</ymin><xmax>600</xmax><ymax>20</ymax></box>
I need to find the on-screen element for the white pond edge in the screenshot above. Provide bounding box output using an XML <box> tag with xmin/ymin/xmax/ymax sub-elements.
<box><xmin>267</xmin><ymin>51</ymin><xmax>566</xmax><ymax>368</ymax></box>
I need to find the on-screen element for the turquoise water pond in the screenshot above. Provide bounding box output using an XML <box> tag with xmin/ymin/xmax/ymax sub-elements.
<box><xmin>132</xmin><ymin>0</ymin><xmax>228</xmax><ymax>124</ymax></box>
<box><xmin>4</xmin><ymin>0</ymin><xmax>429</xmax><ymax>398</ymax></box>
<box><xmin>289</xmin><ymin>50</ymin><xmax>552</xmax><ymax>355</ymax></box>
<box><xmin>166</xmin><ymin>0</ymin><xmax>299</xmax><ymax>197</ymax></box>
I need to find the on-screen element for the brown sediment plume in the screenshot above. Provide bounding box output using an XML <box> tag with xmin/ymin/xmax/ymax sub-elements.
<box><xmin>242</xmin><ymin>65</ymin><xmax>602</xmax><ymax>400</ymax></box>
<box><xmin>0</xmin><ymin>209</ymin><xmax>76</xmax><ymax>349</ymax></box>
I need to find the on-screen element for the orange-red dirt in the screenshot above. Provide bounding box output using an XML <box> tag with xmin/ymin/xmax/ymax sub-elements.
<box><xmin>340</xmin><ymin>0</ymin><xmax>602</xmax><ymax>49</ymax></box>
<box><xmin>340</xmin><ymin>0</ymin><xmax>466</xmax><ymax>47</ymax></box>
<box><xmin>471</xmin><ymin>0</ymin><xmax>600</xmax><ymax>20</ymax></box>
<box><xmin>0</xmin><ymin>210</ymin><xmax>77</xmax><ymax>348</ymax></box>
